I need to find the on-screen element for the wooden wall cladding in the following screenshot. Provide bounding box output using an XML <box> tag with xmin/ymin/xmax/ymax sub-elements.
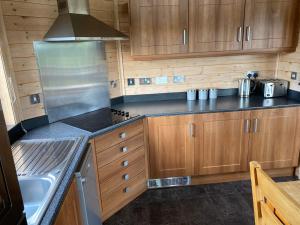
<box><xmin>0</xmin><ymin>0</ymin><xmax>121</xmax><ymax>120</ymax></box>
<box><xmin>118</xmin><ymin>0</ymin><xmax>277</xmax><ymax>96</ymax></box>
<box><xmin>278</xmin><ymin>36</ymin><xmax>300</xmax><ymax>92</ymax></box>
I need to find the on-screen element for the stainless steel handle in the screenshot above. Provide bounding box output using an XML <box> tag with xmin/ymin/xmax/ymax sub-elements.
<box><xmin>123</xmin><ymin>187</ymin><xmax>130</xmax><ymax>193</ymax></box>
<box><xmin>122</xmin><ymin>160</ymin><xmax>129</xmax><ymax>167</ymax></box>
<box><xmin>253</xmin><ymin>118</ymin><xmax>259</xmax><ymax>133</ymax></box>
<box><xmin>246</xmin><ymin>26</ymin><xmax>251</xmax><ymax>41</ymax></box>
<box><xmin>189</xmin><ymin>123</ymin><xmax>195</xmax><ymax>137</ymax></box>
<box><xmin>76</xmin><ymin>175</ymin><xmax>89</xmax><ymax>223</ymax></box>
<box><xmin>244</xmin><ymin>119</ymin><xmax>250</xmax><ymax>133</ymax></box>
<box><xmin>120</xmin><ymin>146</ymin><xmax>128</xmax><ymax>153</ymax></box>
<box><xmin>123</xmin><ymin>174</ymin><xmax>129</xmax><ymax>181</ymax></box>
<box><xmin>237</xmin><ymin>27</ymin><xmax>242</xmax><ymax>42</ymax></box>
<box><xmin>119</xmin><ymin>132</ymin><xmax>126</xmax><ymax>139</ymax></box>
<box><xmin>183</xmin><ymin>29</ymin><xmax>188</xmax><ymax>45</ymax></box>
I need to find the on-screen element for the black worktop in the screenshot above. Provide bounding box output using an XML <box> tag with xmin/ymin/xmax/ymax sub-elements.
<box><xmin>113</xmin><ymin>95</ymin><xmax>300</xmax><ymax>117</ymax></box>
<box><xmin>17</xmin><ymin>94</ymin><xmax>300</xmax><ymax>225</ymax></box>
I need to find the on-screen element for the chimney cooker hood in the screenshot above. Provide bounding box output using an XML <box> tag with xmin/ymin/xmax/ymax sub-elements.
<box><xmin>44</xmin><ymin>0</ymin><xmax>128</xmax><ymax>41</ymax></box>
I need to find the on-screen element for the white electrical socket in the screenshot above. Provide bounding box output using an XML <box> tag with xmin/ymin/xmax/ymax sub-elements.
<box><xmin>173</xmin><ymin>75</ymin><xmax>185</xmax><ymax>83</ymax></box>
<box><xmin>155</xmin><ymin>76</ymin><xmax>168</xmax><ymax>85</ymax></box>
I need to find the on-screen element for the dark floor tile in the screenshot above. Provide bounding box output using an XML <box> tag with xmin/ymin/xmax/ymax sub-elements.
<box><xmin>210</xmin><ymin>193</ymin><xmax>253</xmax><ymax>225</ymax></box>
<box><xmin>273</xmin><ymin>176</ymin><xmax>298</xmax><ymax>182</ymax></box>
<box><xmin>180</xmin><ymin>196</ymin><xmax>224</xmax><ymax>225</ymax></box>
<box><xmin>174</xmin><ymin>185</ymin><xmax>207</xmax><ymax>200</ymax></box>
<box><xmin>203</xmin><ymin>182</ymin><xmax>239</xmax><ymax>195</ymax></box>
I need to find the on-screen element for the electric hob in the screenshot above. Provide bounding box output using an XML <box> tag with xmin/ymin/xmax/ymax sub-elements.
<box><xmin>62</xmin><ymin>107</ymin><xmax>139</xmax><ymax>133</ymax></box>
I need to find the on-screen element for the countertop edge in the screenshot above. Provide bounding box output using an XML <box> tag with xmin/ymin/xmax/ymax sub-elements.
<box><xmin>39</xmin><ymin>136</ymin><xmax>90</xmax><ymax>225</ymax></box>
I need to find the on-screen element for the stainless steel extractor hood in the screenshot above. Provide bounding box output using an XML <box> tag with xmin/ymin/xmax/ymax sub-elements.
<box><xmin>44</xmin><ymin>0</ymin><xmax>128</xmax><ymax>41</ymax></box>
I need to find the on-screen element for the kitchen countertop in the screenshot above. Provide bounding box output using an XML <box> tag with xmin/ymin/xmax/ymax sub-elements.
<box><xmin>19</xmin><ymin>95</ymin><xmax>300</xmax><ymax>225</ymax></box>
<box><xmin>21</xmin><ymin>123</ymin><xmax>90</xmax><ymax>225</ymax></box>
<box><xmin>113</xmin><ymin>95</ymin><xmax>300</xmax><ymax>117</ymax></box>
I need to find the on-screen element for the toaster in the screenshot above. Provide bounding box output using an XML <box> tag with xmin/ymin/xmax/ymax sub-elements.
<box><xmin>258</xmin><ymin>79</ymin><xmax>289</xmax><ymax>98</ymax></box>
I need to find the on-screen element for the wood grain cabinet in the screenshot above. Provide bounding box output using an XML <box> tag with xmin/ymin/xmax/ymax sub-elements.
<box><xmin>129</xmin><ymin>0</ymin><xmax>299</xmax><ymax>58</ymax></box>
<box><xmin>148</xmin><ymin>108</ymin><xmax>300</xmax><ymax>178</ymax></box>
<box><xmin>244</xmin><ymin>0</ymin><xmax>298</xmax><ymax>51</ymax></box>
<box><xmin>92</xmin><ymin>120</ymin><xmax>148</xmax><ymax>221</ymax></box>
<box><xmin>249</xmin><ymin>107</ymin><xmax>300</xmax><ymax>170</ymax></box>
<box><xmin>54</xmin><ymin>179</ymin><xmax>82</xmax><ymax>225</ymax></box>
<box><xmin>148</xmin><ymin>115</ymin><xmax>195</xmax><ymax>178</ymax></box>
<box><xmin>129</xmin><ymin>0</ymin><xmax>189</xmax><ymax>56</ymax></box>
<box><xmin>194</xmin><ymin>111</ymin><xmax>251</xmax><ymax>175</ymax></box>
<box><xmin>189</xmin><ymin>0</ymin><xmax>245</xmax><ymax>53</ymax></box>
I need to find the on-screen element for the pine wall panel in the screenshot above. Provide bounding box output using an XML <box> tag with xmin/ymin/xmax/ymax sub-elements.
<box><xmin>0</xmin><ymin>0</ymin><xmax>121</xmax><ymax>120</ymax></box>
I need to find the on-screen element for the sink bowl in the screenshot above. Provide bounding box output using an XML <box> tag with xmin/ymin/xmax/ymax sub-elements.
<box><xmin>18</xmin><ymin>176</ymin><xmax>55</xmax><ymax>225</ymax></box>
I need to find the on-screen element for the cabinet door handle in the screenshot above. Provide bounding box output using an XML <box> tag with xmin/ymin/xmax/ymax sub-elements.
<box><xmin>183</xmin><ymin>29</ymin><xmax>188</xmax><ymax>45</ymax></box>
<box><xmin>237</xmin><ymin>27</ymin><xmax>242</xmax><ymax>42</ymax></box>
<box><xmin>120</xmin><ymin>146</ymin><xmax>128</xmax><ymax>153</ymax></box>
<box><xmin>122</xmin><ymin>160</ymin><xmax>129</xmax><ymax>167</ymax></box>
<box><xmin>119</xmin><ymin>132</ymin><xmax>126</xmax><ymax>139</ymax></box>
<box><xmin>253</xmin><ymin>119</ymin><xmax>259</xmax><ymax>133</ymax></box>
<box><xmin>245</xmin><ymin>26</ymin><xmax>251</xmax><ymax>41</ymax></box>
<box><xmin>123</xmin><ymin>174</ymin><xmax>129</xmax><ymax>181</ymax></box>
<box><xmin>189</xmin><ymin>123</ymin><xmax>195</xmax><ymax>137</ymax></box>
<box><xmin>244</xmin><ymin>119</ymin><xmax>250</xmax><ymax>133</ymax></box>
<box><xmin>123</xmin><ymin>187</ymin><xmax>130</xmax><ymax>193</ymax></box>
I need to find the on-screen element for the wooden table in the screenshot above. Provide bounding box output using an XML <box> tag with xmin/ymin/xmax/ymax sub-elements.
<box><xmin>278</xmin><ymin>181</ymin><xmax>300</xmax><ymax>205</ymax></box>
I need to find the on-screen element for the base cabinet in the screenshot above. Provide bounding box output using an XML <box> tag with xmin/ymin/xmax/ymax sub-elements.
<box><xmin>148</xmin><ymin>107</ymin><xmax>300</xmax><ymax>179</ymax></box>
<box><xmin>249</xmin><ymin>108</ymin><xmax>300</xmax><ymax>169</ymax></box>
<box><xmin>92</xmin><ymin>120</ymin><xmax>148</xmax><ymax>221</ymax></box>
<box><xmin>148</xmin><ymin>115</ymin><xmax>195</xmax><ymax>178</ymax></box>
<box><xmin>54</xmin><ymin>179</ymin><xmax>82</xmax><ymax>225</ymax></box>
<box><xmin>195</xmin><ymin>111</ymin><xmax>251</xmax><ymax>175</ymax></box>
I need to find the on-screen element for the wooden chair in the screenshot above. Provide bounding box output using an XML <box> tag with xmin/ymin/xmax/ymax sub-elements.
<box><xmin>250</xmin><ymin>161</ymin><xmax>300</xmax><ymax>225</ymax></box>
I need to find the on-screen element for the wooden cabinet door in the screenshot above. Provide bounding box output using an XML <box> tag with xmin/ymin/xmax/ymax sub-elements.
<box><xmin>195</xmin><ymin>111</ymin><xmax>251</xmax><ymax>175</ymax></box>
<box><xmin>249</xmin><ymin>108</ymin><xmax>300</xmax><ymax>170</ymax></box>
<box><xmin>189</xmin><ymin>0</ymin><xmax>245</xmax><ymax>53</ymax></box>
<box><xmin>54</xmin><ymin>179</ymin><xmax>82</xmax><ymax>225</ymax></box>
<box><xmin>130</xmin><ymin>0</ymin><xmax>189</xmax><ymax>56</ymax></box>
<box><xmin>244</xmin><ymin>0</ymin><xmax>298</xmax><ymax>50</ymax></box>
<box><xmin>148</xmin><ymin>115</ymin><xmax>195</xmax><ymax>178</ymax></box>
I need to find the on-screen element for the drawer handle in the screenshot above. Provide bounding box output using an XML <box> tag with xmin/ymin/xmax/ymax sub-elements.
<box><xmin>122</xmin><ymin>160</ymin><xmax>129</xmax><ymax>167</ymax></box>
<box><xmin>123</xmin><ymin>187</ymin><xmax>130</xmax><ymax>193</ymax></box>
<box><xmin>120</xmin><ymin>147</ymin><xmax>128</xmax><ymax>153</ymax></box>
<box><xmin>123</xmin><ymin>174</ymin><xmax>129</xmax><ymax>181</ymax></box>
<box><xmin>119</xmin><ymin>132</ymin><xmax>126</xmax><ymax>139</ymax></box>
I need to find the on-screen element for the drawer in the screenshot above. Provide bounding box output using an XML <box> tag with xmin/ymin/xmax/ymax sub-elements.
<box><xmin>101</xmin><ymin>172</ymin><xmax>146</xmax><ymax>216</ymax></box>
<box><xmin>97</xmin><ymin>133</ymin><xmax>144</xmax><ymax>168</ymax></box>
<box><xmin>95</xmin><ymin>120</ymin><xmax>144</xmax><ymax>152</ymax></box>
<box><xmin>98</xmin><ymin>147</ymin><xmax>145</xmax><ymax>182</ymax></box>
<box><xmin>100</xmin><ymin>158</ymin><xmax>145</xmax><ymax>195</ymax></box>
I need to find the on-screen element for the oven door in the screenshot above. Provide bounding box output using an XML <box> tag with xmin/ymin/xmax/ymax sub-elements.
<box><xmin>0</xmin><ymin>104</ymin><xmax>25</xmax><ymax>225</ymax></box>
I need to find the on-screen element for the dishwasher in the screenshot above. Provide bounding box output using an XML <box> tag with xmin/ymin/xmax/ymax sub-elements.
<box><xmin>75</xmin><ymin>145</ymin><xmax>102</xmax><ymax>225</ymax></box>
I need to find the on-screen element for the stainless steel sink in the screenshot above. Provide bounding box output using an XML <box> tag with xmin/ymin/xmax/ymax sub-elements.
<box><xmin>18</xmin><ymin>176</ymin><xmax>55</xmax><ymax>225</ymax></box>
<box><xmin>12</xmin><ymin>138</ymin><xmax>83</xmax><ymax>225</ymax></box>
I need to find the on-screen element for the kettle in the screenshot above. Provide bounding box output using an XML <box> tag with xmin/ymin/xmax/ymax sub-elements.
<box><xmin>238</xmin><ymin>78</ymin><xmax>257</xmax><ymax>97</ymax></box>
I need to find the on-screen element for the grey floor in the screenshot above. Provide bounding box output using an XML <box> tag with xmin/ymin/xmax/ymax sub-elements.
<box><xmin>103</xmin><ymin>177</ymin><xmax>297</xmax><ymax>225</ymax></box>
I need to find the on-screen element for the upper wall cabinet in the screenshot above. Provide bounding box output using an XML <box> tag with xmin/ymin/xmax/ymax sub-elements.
<box><xmin>189</xmin><ymin>0</ymin><xmax>245</xmax><ymax>53</ymax></box>
<box><xmin>243</xmin><ymin>0</ymin><xmax>298</xmax><ymax>51</ymax></box>
<box><xmin>130</xmin><ymin>0</ymin><xmax>189</xmax><ymax>56</ymax></box>
<box><xmin>129</xmin><ymin>0</ymin><xmax>299</xmax><ymax>59</ymax></box>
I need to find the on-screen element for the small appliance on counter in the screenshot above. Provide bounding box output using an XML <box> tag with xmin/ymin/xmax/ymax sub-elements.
<box><xmin>257</xmin><ymin>79</ymin><xmax>289</xmax><ymax>98</ymax></box>
<box><xmin>238</xmin><ymin>77</ymin><xmax>257</xmax><ymax>98</ymax></box>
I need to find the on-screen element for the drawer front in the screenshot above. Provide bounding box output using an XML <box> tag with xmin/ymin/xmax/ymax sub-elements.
<box><xmin>97</xmin><ymin>133</ymin><xmax>144</xmax><ymax>168</ymax></box>
<box><xmin>98</xmin><ymin>147</ymin><xmax>145</xmax><ymax>182</ymax></box>
<box><xmin>100</xmin><ymin>158</ymin><xmax>145</xmax><ymax>195</ymax></box>
<box><xmin>102</xmin><ymin>172</ymin><xmax>147</xmax><ymax>216</ymax></box>
<box><xmin>95</xmin><ymin>120</ymin><xmax>144</xmax><ymax>152</ymax></box>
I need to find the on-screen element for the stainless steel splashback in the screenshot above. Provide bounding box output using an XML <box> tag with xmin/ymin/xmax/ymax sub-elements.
<box><xmin>34</xmin><ymin>41</ymin><xmax>110</xmax><ymax>123</ymax></box>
